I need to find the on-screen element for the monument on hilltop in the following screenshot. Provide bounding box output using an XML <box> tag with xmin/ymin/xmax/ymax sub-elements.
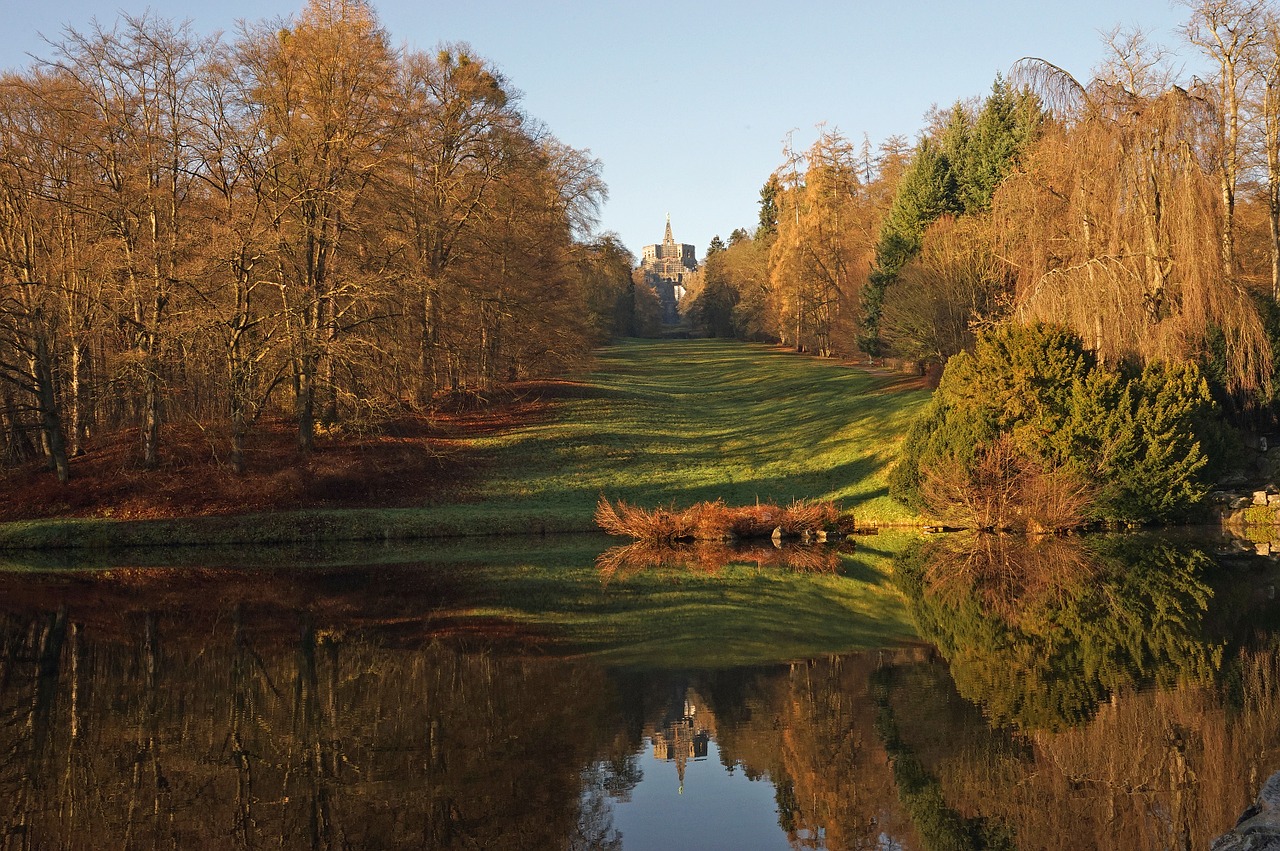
<box><xmin>640</xmin><ymin>215</ymin><xmax>699</xmax><ymax>324</ymax></box>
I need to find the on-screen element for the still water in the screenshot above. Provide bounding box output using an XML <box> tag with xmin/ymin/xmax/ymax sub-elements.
<box><xmin>0</xmin><ymin>531</ymin><xmax>1276</xmax><ymax>849</ymax></box>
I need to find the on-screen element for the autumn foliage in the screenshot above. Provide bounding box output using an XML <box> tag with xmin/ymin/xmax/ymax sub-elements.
<box><xmin>0</xmin><ymin>1</ymin><xmax>638</xmax><ymax>485</ymax></box>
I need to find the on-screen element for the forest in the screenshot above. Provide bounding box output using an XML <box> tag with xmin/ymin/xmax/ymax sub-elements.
<box><xmin>686</xmin><ymin>3</ymin><xmax>1280</xmax><ymax>396</ymax></box>
<box><xmin>0</xmin><ymin>0</ymin><xmax>641</xmax><ymax>485</ymax></box>
<box><xmin>5</xmin><ymin>0</ymin><xmax>1280</xmax><ymax>525</ymax></box>
<box><xmin>682</xmin><ymin>1</ymin><xmax>1280</xmax><ymax>525</ymax></box>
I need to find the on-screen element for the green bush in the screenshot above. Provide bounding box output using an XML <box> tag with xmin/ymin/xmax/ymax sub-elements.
<box><xmin>891</xmin><ymin>323</ymin><xmax>1217</xmax><ymax>525</ymax></box>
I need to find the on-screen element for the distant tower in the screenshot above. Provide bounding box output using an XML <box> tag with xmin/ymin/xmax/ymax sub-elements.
<box><xmin>640</xmin><ymin>215</ymin><xmax>699</xmax><ymax>324</ymax></box>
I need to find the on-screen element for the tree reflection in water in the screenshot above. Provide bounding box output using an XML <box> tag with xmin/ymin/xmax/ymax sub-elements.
<box><xmin>0</xmin><ymin>541</ymin><xmax>1275</xmax><ymax>849</ymax></box>
<box><xmin>887</xmin><ymin>533</ymin><xmax>1280</xmax><ymax>849</ymax></box>
<box><xmin>896</xmin><ymin>533</ymin><xmax>1225</xmax><ymax>731</ymax></box>
<box><xmin>596</xmin><ymin>540</ymin><xmax>843</xmax><ymax>580</ymax></box>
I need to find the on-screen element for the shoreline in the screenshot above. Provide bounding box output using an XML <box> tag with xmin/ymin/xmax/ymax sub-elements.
<box><xmin>0</xmin><ymin>504</ymin><xmax>926</xmax><ymax>552</ymax></box>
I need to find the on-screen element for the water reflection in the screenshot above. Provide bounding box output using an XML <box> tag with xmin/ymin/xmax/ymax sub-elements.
<box><xmin>596</xmin><ymin>540</ymin><xmax>844</xmax><ymax>580</ymax></box>
<box><xmin>0</xmin><ymin>590</ymin><xmax>919</xmax><ymax>848</ymax></box>
<box><xmin>890</xmin><ymin>533</ymin><xmax>1280</xmax><ymax>849</ymax></box>
<box><xmin>0</xmin><ymin>537</ymin><xmax>1275</xmax><ymax>849</ymax></box>
<box><xmin>896</xmin><ymin>534</ymin><xmax>1228</xmax><ymax>730</ymax></box>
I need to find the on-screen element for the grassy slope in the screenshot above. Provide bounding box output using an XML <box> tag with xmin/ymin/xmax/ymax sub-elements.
<box><xmin>0</xmin><ymin>339</ymin><xmax>929</xmax><ymax>549</ymax></box>
<box><xmin>471</xmin><ymin>338</ymin><xmax>928</xmax><ymax>521</ymax></box>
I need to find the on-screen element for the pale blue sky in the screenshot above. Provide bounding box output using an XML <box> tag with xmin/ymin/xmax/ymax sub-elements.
<box><xmin>0</xmin><ymin>0</ymin><xmax>1199</xmax><ymax>261</ymax></box>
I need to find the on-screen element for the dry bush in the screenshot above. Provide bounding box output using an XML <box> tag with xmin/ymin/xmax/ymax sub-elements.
<box><xmin>595</xmin><ymin>496</ymin><xmax>846</xmax><ymax>541</ymax></box>
<box><xmin>686</xmin><ymin>498</ymin><xmax>736</xmax><ymax>540</ymax></box>
<box><xmin>919</xmin><ymin>435</ymin><xmax>1024</xmax><ymax>530</ymax></box>
<box><xmin>1019</xmin><ymin>459</ymin><xmax>1096</xmax><ymax>533</ymax></box>
<box><xmin>593</xmin><ymin>496</ymin><xmax>697</xmax><ymax>541</ymax></box>
<box><xmin>725</xmin><ymin>502</ymin><xmax>786</xmax><ymax>538</ymax></box>
<box><xmin>919</xmin><ymin>435</ymin><xmax>1093</xmax><ymax>532</ymax></box>
<box><xmin>778</xmin><ymin>499</ymin><xmax>843</xmax><ymax>535</ymax></box>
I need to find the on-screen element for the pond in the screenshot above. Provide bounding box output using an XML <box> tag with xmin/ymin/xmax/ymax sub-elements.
<box><xmin>0</xmin><ymin>531</ymin><xmax>1276</xmax><ymax>849</ymax></box>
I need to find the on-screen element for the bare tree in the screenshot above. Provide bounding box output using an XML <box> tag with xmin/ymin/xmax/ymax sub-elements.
<box><xmin>1182</xmin><ymin>0</ymin><xmax>1267</xmax><ymax>277</ymax></box>
<box><xmin>1254</xmin><ymin>9</ymin><xmax>1280</xmax><ymax>298</ymax></box>
<box><xmin>42</xmin><ymin>15</ymin><xmax>209</xmax><ymax>467</ymax></box>
<box><xmin>230</xmin><ymin>0</ymin><xmax>398</xmax><ymax>451</ymax></box>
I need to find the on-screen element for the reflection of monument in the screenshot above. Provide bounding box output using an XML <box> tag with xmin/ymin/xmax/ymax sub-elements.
<box><xmin>640</xmin><ymin>216</ymin><xmax>699</xmax><ymax>324</ymax></box>
<box><xmin>650</xmin><ymin>694</ymin><xmax>710</xmax><ymax>793</ymax></box>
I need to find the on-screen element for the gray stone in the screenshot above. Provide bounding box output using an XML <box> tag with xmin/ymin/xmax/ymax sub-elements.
<box><xmin>1235</xmin><ymin>497</ymin><xmax>1258</xmax><ymax>510</ymax></box>
<box><xmin>1213</xmin><ymin>771</ymin><xmax>1280</xmax><ymax>850</ymax></box>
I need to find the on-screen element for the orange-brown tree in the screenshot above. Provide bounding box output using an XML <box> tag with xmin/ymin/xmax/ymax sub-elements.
<box><xmin>1003</xmin><ymin>33</ymin><xmax>1271</xmax><ymax>396</ymax></box>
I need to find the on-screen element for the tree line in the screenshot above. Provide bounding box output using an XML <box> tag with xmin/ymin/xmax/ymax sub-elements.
<box><xmin>684</xmin><ymin>0</ymin><xmax>1280</xmax><ymax>407</ymax></box>
<box><xmin>0</xmin><ymin>0</ymin><xmax>638</xmax><ymax>482</ymax></box>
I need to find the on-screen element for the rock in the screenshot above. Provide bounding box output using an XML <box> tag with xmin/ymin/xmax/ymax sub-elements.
<box><xmin>1259</xmin><ymin>542</ymin><xmax>1273</xmax><ymax>557</ymax></box>
<box><xmin>1269</xmin><ymin>494</ymin><xmax>1280</xmax><ymax>507</ymax></box>
<box><xmin>1213</xmin><ymin>771</ymin><xmax>1280</xmax><ymax>850</ymax></box>
<box><xmin>1256</xmin><ymin>491</ymin><xmax>1271</xmax><ymax>506</ymax></box>
<box><xmin>771</xmin><ymin>526</ymin><xmax>782</xmax><ymax>547</ymax></box>
<box><xmin>1235</xmin><ymin>497</ymin><xmax>1259</xmax><ymax>510</ymax></box>
<box><xmin>815</xmin><ymin>530</ymin><xmax>827</xmax><ymax>543</ymax></box>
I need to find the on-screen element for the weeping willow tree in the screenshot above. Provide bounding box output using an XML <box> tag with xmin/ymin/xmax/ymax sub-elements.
<box><xmin>1001</xmin><ymin>35</ymin><xmax>1271</xmax><ymax>397</ymax></box>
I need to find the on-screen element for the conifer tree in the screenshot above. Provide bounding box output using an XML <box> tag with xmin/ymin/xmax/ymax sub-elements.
<box><xmin>861</xmin><ymin>139</ymin><xmax>961</xmax><ymax>353</ymax></box>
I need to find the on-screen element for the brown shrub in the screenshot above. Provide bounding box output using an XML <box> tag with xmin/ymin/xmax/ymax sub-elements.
<box><xmin>919</xmin><ymin>435</ymin><xmax>1093</xmax><ymax>532</ymax></box>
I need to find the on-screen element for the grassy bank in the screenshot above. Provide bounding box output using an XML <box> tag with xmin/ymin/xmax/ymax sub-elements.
<box><xmin>1</xmin><ymin>339</ymin><xmax>930</xmax><ymax>549</ymax></box>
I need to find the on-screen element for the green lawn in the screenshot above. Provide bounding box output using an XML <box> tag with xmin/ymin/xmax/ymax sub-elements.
<box><xmin>469</xmin><ymin>338</ymin><xmax>929</xmax><ymax>523</ymax></box>
<box><xmin>0</xmin><ymin>338</ymin><xmax>930</xmax><ymax>549</ymax></box>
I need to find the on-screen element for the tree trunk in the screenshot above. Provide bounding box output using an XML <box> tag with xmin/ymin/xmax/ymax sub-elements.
<box><xmin>141</xmin><ymin>358</ymin><xmax>160</xmax><ymax>469</ymax></box>
<box><xmin>296</xmin><ymin>359</ymin><xmax>315</xmax><ymax>453</ymax></box>
<box><xmin>32</xmin><ymin>334</ymin><xmax>69</xmax><ymax>484</ymax></box>
<box><xmin>68</xmin><ymin>339</ymin><xmax>90</xmax><ymax>457</ymax></box>
<box><xmin>416</xmin><ymin>286</ymin><xmax>438</xmax><ymax>408</ymax></box>
<box><xmin>1269</xmin><ymin>80</ymin><xmax>1280</xmax><ymax>301</ymax></box>
<box><xmin>1271</xmin><ymin>203</ymin><xmax>1280</xmax><ymax>303</ymax></box>
<box><xmin>1</xmin><ymin>388</ymin><xmax>35</xmax><ymax>465</ymax></box>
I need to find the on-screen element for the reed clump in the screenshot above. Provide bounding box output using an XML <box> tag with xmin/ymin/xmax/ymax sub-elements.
<box><xmin>594</xmin><ymin>496</ymin><xmax>848</xmax><ymax>542</ymax></box>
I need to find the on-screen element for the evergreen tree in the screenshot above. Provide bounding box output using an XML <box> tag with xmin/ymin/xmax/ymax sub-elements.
<box><xmin>756</xmin><ymin>174</ymin><xmax>780</xmax><ymax>239</ymax></box>
<box><xmin>958</xmin><ymin>75</ymin><xmax>1038</xmax><ymax>212</ymax></box>
<box><xmin>861</xmin><ymin>139</ymin><xmax>961</xmax><ymax>353</ymax></box>
<box><xmin>938</xmin><ymin>103</ymin><xmax>972</xmax><ymax>187</ymax></box>
<box><xmin>890</xmin><ymin>323</ymin><xmax>1217</xmax><ymax>526</ymax></box>
<box><xmin>878</xmin><ymin>139</ymin><xmax>962</xmax><ymax>273</ymax></box>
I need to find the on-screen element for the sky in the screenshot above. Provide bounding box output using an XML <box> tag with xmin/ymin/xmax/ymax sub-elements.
<box><xmin>0</xmin><ymin>0</ymin><xmax>1206</xmax><ymax>262</ymax></box>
